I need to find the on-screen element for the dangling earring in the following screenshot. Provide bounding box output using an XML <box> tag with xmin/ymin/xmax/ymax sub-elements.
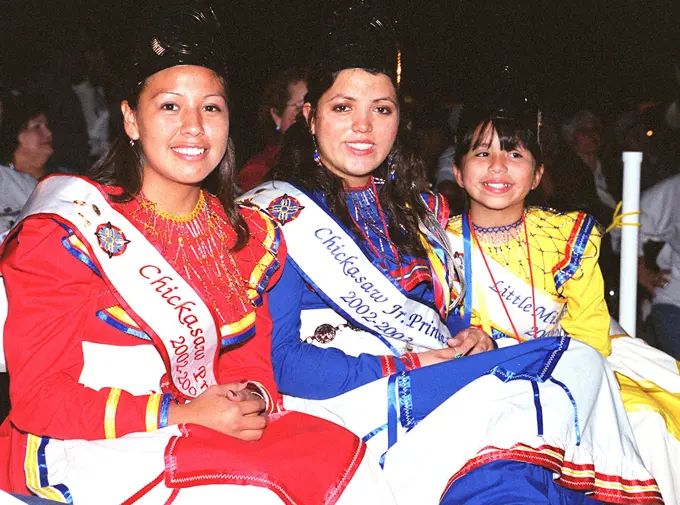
<box><xmin>387</xmin><ymin>153</ymin><xmax>396</xmax><ymax>181</ymax></box>
<box><xmin>129</xmin><ymin>138</ymin><xmax>135</xmax><ymax>147</ymax></box>
<box><xmin>275</xmin><ymin>124</ymin><xmax>281</xmax><ymax>132</ymax></box>
<box><xmin>312</xmin><ymin>136</ymin><xmax>323</xmax><ymax>168</ymax></box>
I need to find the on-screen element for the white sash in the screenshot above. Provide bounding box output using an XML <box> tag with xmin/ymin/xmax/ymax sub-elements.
<box><xmin>240</xmin><ymin>182</ymin><xmax>451</xmax><ymax>351</ymax></box>
<box><xmin>1</xmin><ymin>176</ymin><xmax>219</xmax><ymax>398</ymax></box>
<box><xmin>446</xmin><ymin>230</ymin><xmax>566</xmax><ymax>340</ymax></box>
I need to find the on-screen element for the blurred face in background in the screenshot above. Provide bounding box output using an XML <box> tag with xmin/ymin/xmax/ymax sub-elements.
<box><xmin>16</xmin><ymin>113</ymin><xmax>53</xmax><ymax>161</ymax></box>
<box><xmin>271</xmin><ymin>80</ymin><xmax>308</xmax><ymax>135</ymax></box>
<box><xmin>571</xmin><ymin>117</ymin><xmax>602</xmax><ymax>157</ymax></box>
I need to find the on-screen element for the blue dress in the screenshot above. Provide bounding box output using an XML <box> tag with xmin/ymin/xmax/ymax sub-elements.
<box><xmin>270</xmin><ymin>183</ymin><xmax>465</xmax><ymax>399</ymax></box>
<box><xmin>267</xmin><ymin>182</ymin><xmax>616</xmax><ymax>505</ymax></box>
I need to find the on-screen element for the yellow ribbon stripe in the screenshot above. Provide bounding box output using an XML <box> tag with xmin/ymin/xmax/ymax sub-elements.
<box><xmin>220</xmin><ymin>311</ymin><xmax>257</xmax><ymax>337</ymax></box>
<box><xmin>104</xmin><ymin>388</ymin><xmax>122</xmax><ymax>440</ymax></box>
<box><xmin>247</xmin><ymin>215</ymin><xmax>278</xmax><ymax>300</ymax></box>
<box><xmin>106</xmin><ymin>305</ymin><xmax>141</xmax><ymax>328</ymax></box>
<box><xmin>616</xmin><ymin>372</ymin><xmax>680</xmax><ymax>443</ymax></box>
<box><xmin>24</xmin><ymin>435</ymin><xmax>69</xmax><ymax>502</ymax></box>
<box><xmin>474</xmin><ymin>279</ymin><xmax>493</xmax><ymax>337</ymax></box>
<box><xmin>145</xmin><ymin>394</ymin><xmax>162</xmax><ymax>432</ymax></box>
<box><xmin>420</xmin><ymin>235</ymin><xmax>452</xmax><ymax>319</ymax></box>
<box><xmin>606</xmin><ymin>201</ymin><xmax>641</xmax><ymax>234</ymax></box>
<box><xmin>67</xmin><ymin>234</ymin><xmax>89</xmax><ymax>255</ymax></box>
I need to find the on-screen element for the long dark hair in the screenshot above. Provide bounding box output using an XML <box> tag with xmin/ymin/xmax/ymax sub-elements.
<box><xmin>271</xmin><ymin>69</ymin><xmax>431</xmax><ymax>257</ymax></box>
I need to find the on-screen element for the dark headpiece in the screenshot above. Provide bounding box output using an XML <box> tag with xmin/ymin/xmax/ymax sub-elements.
<box><xmin>126</xmin><ymin>3</ymin><xmax>226</xmax><ymax>98</ymax></box>
<box><xmin>458</xmin><ymin>66</ymin><xmax>543</xmax><ymax>142</ymax></box>
<box><xmin>458</xmin><ymin>101</ymin><xmax>542</xmax><ymax>140</ymax></box>
<box><xmin>306</xmin><ymin>5</ymin><xmax>401</xmax><ymax>104</ymax></box>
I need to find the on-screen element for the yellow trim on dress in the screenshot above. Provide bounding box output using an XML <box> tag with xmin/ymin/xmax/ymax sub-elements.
<box><xmin>104</xmin><ymin>388</ymin><xmax>122</xmax><ymax>439</ymax></box>
<box><xmin>105</xmin><ymin>305</ymin><xmax>141</xmax><ymax>328</ymax></box>
<box><xmin>220</xmin><ymin>311</ymin><xmax>257</xmax><ymax>336</ymax></box>
<box><xmin>616</xmin><ymin>372</ymin><xmax>680</xmax><ymax>443</ymax></box>
<box><xmin>68</xmin><ymin>234</ymin><xmax>90</xmax><ymax>256</ymax></box>
<box><xmin>473</xmin><ymin>443</ymin><xmax>660</xmax><ymax>495</ymax></box>
<box><xmin>473</xmin><ymin>278</ymin><xmax>493</xmax><ymax>337</ymax></box>
<box><xmin>24</xmin><ymin>434</ymin><xmax>69</xmax><ymax>502</ymax></box>
<box><xmin>67</xmin><ymin>234</ymin><xmax>89</xmax><ymax>256</ymax></box>
<box><xmin>246</xmin><ymin>213</ymin><xmax>278</xmax><ymax>300</ymax></box>
<box><xmin>145</xmin><ymin>394</ymin><xmax>162</xmax><ymax>432</ymax></box>
<box><xmin>419</xmin><ymin>235</ymin><xmax>451</xmax><ymax>318</ymax></box>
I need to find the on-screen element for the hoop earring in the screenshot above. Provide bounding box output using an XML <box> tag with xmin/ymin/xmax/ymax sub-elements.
<box><xmin>312</xmin><ymin>136</ymin><xmax>323</xmax><ymax>168</ymax></box>
<box><xmin>387</xmin><ymin>153</ymin><xmax>396</xmax><ymax>181</ymax></box>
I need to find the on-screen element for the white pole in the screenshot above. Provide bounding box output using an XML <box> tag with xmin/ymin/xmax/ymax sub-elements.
<box><xmin>618</xmin><ymin>151</ymin><xmax>643</xmax><ymax>337</ymax></box>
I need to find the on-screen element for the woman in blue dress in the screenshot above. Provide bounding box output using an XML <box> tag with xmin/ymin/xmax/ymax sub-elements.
<box><xmin>240</xmin><ymin>11</ymin><xmax>661</xmax><ymax>505</ymax></box>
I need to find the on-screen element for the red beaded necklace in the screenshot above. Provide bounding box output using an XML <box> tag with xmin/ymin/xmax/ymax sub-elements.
<box><xmin>470</xmin><ymin>213</ymin><xmax>538</xmax><ymax>341</ymax></box>
<box><xmin>347</xmin><ymin>178</ymin><xmax>406</xmax><ymax>287</ymax></box>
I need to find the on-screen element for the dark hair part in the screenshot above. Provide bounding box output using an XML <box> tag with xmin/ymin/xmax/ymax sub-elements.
<box><xmin>271</xmin><ymin>68</ymin><xmax>431</xmax><ymax>257</ymax></box>
<box><xmin>454</xmin><ymin>115</ymin><xmax>543</xmax><ymax>169</ymax></box>
<box><xmin>258</xmin><ymin>67</ymin><xmax>309</xmax><ymax>144</ymax></box>
<box><xmin>0</xmin><ymin>93</ymin><xmax>48</xmax><ymax>164</ymax></box>
<box><xmin>88</xmin><ymin>70</ymin><xmax>249</xmax><ymax>250</ymax></box>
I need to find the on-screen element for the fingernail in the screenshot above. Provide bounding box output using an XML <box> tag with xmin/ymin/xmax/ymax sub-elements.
<box><xmin>454</xmin><ymin>353</ymin><xmax>463</xmax><ymax>359</ymax></box>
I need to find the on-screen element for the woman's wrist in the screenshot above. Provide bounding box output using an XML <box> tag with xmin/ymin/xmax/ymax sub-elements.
<box><xmin>244</xmin><ymin>381</ymin><xmax>271</xmax><ymax>413</ymax></box>
<box><xmin>167</xmin><ymin>402</ymin><xmax>187</xmax><ymax>426</ymax></box>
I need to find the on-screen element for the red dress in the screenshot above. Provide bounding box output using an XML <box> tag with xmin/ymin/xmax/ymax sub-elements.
<box><xmin>0</xmin><ymin>180</ymin><xmax>377</xmax><ymax>504</ymax></box>
<box><xmin>238</xmin><ymin>144</ymin><xmax>280</xmax><ymax>192</ymax></box>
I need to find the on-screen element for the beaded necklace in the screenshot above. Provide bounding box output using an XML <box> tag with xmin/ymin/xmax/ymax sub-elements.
<box><xmin>470</xmin><ymin>213</ymin><xmax>538</xmax><ymax>341</ymax></box>
<box><xmin>478</xmin><ymin>209</ymin><xmax>599</xmax><ymax>298</ymax></box>
<box><xmin>346</xmin><ymin>178</ymin><xmax>406</xmax><ymax>287</ymax></box>
<box><xmin>472</xmin><ymin>217</ymin><xmax>523</xmax><ymax>246</ymax></box>
<box><xmin>126</xmin><ymin>191</ymin><xmax>252</xmax><ymax>322</ymax></box>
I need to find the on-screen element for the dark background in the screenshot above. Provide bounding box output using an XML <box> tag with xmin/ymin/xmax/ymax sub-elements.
<box><xmin>0</xmin><ymin>0</ymin><xmax>678</xmax><ymax>420</ymax></box>
<box><xmin>1</xmin><ymin>0</ymin><xmax>679</xmax><ymax>157</ymax></box>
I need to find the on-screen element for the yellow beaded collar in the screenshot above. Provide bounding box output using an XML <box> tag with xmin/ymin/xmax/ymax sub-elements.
<box><xmin>140</xmin><ymin>191</ymin><xmax>206</xmax><ymax>224</ymax></box>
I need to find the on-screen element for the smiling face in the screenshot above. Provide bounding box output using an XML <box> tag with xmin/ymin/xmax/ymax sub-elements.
<box><xmin>304</xmin><ymin>68</ymin><xmax>399</xmax><ymax>187</ymax></box>
<box><xmin>454</xmin><ymin>123</ymin><xmax>543</xmax><ymax>227</ymax></box>
<box><xmin>122</xmin><ymin>65</ymin><xmax>229</xmax><ymax>193</ymax></box>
